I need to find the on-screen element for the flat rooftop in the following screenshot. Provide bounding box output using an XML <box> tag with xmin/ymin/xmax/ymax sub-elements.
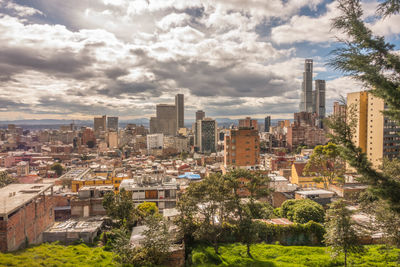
<box><xmin>296</xmin><ymin>189</ymin><xmax>334</xmax><ymax>195</ymax></box>
<box><xmin>0</xmin><ymin>183</ymin><xmax>53</xmax><ymax>217</ymax></box>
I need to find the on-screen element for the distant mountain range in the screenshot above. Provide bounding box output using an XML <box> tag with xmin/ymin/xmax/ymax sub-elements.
<box><xmin>0</xmin><ymin>118</ymin><xmax>290</xmax><ymax>129</ymax></box>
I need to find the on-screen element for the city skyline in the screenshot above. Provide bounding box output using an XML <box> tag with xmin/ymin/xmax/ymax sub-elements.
<box><xmin>1</xmin><ymin>1</ymin><xmax>400</xmax><ymax>121</ymax></box>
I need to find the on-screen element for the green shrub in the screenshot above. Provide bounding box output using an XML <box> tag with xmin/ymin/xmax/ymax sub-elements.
<box><xmin>281</xmin><ymin>199</ymin><xmax>325</xmax><ymax>223</ymax></box>
<box><xmin>192</xmin><ymin>251</ymin><xmax>208</xmax><ymax>264</ymax></box>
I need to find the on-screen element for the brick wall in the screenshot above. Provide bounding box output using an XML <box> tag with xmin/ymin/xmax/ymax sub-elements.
<box><xmin>0</xmin><ymin>194</ymin><xmax>55</xmax><ymax>252</ymax></box>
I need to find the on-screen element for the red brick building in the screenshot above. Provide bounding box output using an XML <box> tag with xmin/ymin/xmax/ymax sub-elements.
<box><xmin>0</xmin><ymin>184</ymin><xmax>55</xmax><ymax>252</ymax></box>
<box><xmin>224</xmin><ymin>128</ymin><xmax>260</xmax><ymax>167</ymax></box>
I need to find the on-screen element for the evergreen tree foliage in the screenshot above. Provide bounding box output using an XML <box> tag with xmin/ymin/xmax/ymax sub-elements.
<box><xmin>328</xmin><ymin>0</ymin><xmax>400</xmax><ymax>213</ymax></box>
<box><xmin>324</xmin><ymin>200</ymin><xmax>365</xmax><ymax>267</ymax></box>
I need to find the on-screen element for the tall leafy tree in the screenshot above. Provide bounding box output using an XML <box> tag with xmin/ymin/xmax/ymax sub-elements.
<box><xmin>324</xmin><ymin>200</ymin><xmax>365</xmax><ymax>267</ymax></box>
<box><xmin>102</xmin><ymin>188</ymin><xmax>135</xmax><ymax>228</ymax></box>
<box><xmin>304</xmin><ymin>142</ymin><xmax>345</xmax><ymax>189</ymax></box>
<box><xmin>329</xmin><ymin>0</ymin><xmax>400</xmax><ymax>213</ymax></box>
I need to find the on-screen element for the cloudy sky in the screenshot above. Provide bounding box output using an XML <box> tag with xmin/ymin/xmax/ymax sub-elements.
<box><xmin>0</xmin><ymin>0</ymin><xmax>399</xmax><ymax>121</ymax></box>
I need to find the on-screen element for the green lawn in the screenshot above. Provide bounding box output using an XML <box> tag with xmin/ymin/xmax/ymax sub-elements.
<box><xmin>191</xmin><ymin>243</ymin><xmax>400</xmax><ymax>267</ymax></box>
<box><xmin>0</xmin><ymin>243</ymin><xmax>116</xmax><ymax>267</ymax></box>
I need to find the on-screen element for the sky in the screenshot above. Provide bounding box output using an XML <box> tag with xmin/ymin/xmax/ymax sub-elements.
<box><xmin>0</xmin><ymin>0</ymin><xmax>399</xmax><ymax>121</ymax></box>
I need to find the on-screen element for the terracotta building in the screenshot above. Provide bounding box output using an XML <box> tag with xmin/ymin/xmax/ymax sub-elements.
<box><xmin>224</xmin><ymin>128</ymin><xmax>260</xmax><ymax>167</ymax></box>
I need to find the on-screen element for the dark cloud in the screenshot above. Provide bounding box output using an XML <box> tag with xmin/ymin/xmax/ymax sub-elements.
<box><xmin>0</xmin><ymin>47</ymin><xmax>94</xmax><ymax>80</ymax></box>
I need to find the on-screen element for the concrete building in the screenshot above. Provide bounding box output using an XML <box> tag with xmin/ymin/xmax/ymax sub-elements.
<box><xmin>0</xmin><ymin>184</ymin><xmax>55</xmax><ymax>252</ymax></box>
<box><xmin>147</xmin><ymin>133</ymin><xmax>164</xmax><ymax>151</ymax></box>
<box><xmin>239</xmin><ymin>117</ymin><xmax>258</xmax><ymax>130</ymax></box>
<box><xmin>195</xmin><ymin>118</ymin><xmax>217</xmax><ymax>153</ymax></box>
<box><xmin>195</xmin><ymin>110</ymin><xmax>205</xmax><ymax>122</ymax></box>
<box><xmin>300</xmin><ymin>59</ymin><xmax>313</xmax><ymax>112</ymax></box>
<box><xmin>107</xmin><ymin>116</ymin><xmax>118</xmax><ymax>131</ymax></box>
<box><xmin>175</xmin><ymin>94</ymin><xmax>184</xmax><ymax>130</ymax></box>
<box><xmin>71</xmin><ymin>185</ymin><xmax>113</xmax><ymax>217</ymax></box>
<box><xmin>156</xmin><ymin>104</ymin><xmax>176</xmax><ymax>136</ymax></box>
<box><xmin>224</xmin><ymin>128</ymin><xmax>260</xmax><ymax>167</ymax></box>
<box><xmin>43</xmin><ymin>217</ymin><xmax>104</xmax><ymax>244</ymax></box>
<box><xmin>94</xmin><ymin>115</ymin><xmax>106</xmax><ymax>133</ymax></box>
<box><xmin>348</xmin><ymin>91</ymin><xmax>400</xmax><ymax>169</ymax></box>
<box><xmin>119</xmin><ymin>177</ymin><xmax>178</xmax><ymax>210</ymax></box>
<box><xmin>265</xmin><ymin>116</ymin><xmax>271</xmax><ymax>132</ymax></box>
<box><xmin>149</xmin><ymin>117</ymin><xmax>158</xmax><ymax>134</ymax></box>
<box><xmin>107</xmin><ymin>131</ymin><xmax>118</xmax><ymax>148</ymax></box>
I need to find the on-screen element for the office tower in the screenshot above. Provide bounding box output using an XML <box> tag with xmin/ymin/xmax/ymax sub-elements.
<box><xmin>264</xmin><ymin>116</ymin><xmax>271</xmax><ymax>132</ymax></box>
<box><xmin>196</xmin><ymin>110</ymin><xmax>205</xmax><ymax>121</ymax></box>
<box><xmin>149</xmin><ymin>117</ymin><xmax>158</xmax><ymax>134</ymax></box>
<box><xmin>300</xmin><ymin>59</ymin><xmax>313</xmax><ymax>112</ymax></box>
<box><xmin>195</xmin><ymin>118</ymin><xmax>217</xmax><ymax>153</ymax></box>
<box><xmin>175</xmin><ymin>94</ymin><xmax>184</xmax><ymax>130</ymax></box>
<box><xmin>315</xmin><ymin>80</ymin><xmax>326</xmax><ymax>128</ymax></box>
<box><xmin>238</xmin><ymin>117</ymin><xmax>258</xmax><ymax>130</ymax></box>
<box><xmin>347</xmin><ymin>91</ymin><xmax>400</xmax><ymax>169</ymax></box>
<box><xmin>107</xmin><ymin>116</ymin><xmax>119</xmax><ymax>131</ymax></box>
<box><xmin>94</xmin><ymin>115</ymin><xmax>106</xmax><ymax>132</ymax></box>
<box><xmin>224</xmin><ymin>128</ymin><xmax>260</xmax><ymax>167</ymax></box>
<box><xmin>156</xmin><ymin>104</ymin><xmax>176</xmax><ymax>136</ymax></box>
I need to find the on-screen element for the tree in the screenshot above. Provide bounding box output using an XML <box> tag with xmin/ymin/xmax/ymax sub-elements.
<box><xmin>135</xmin><ymin>201</ymin><xmax>158</xmax><ymax>222</ymax></box>
<box><xmin>324</xmin><ymin>200</ymin><xmax>365</xmax><ymax>267</ymax></box>
<box><xmin>281</xmin><ymin>199</ymin><xmax>325</xmax><ymax>224</ymax></box>
<box><xmin>329</xmin><ymin>0</ymin><xmax>400</xmax><ymax>213</ymax></box>
<box><xmin>140</xmin><ymin>214</ymin><xmax>171</xmax><ymax>265</ymax></box>
<box><xmin>102</xmin><ymin>188</ymin><xmax>135</xmax><ymax>228</ymax></box>
<box><xmin>304</xmin><ymin>142</ymin><xmax>345</xmax><ymax>189</ymax></box>
<box><xmin>224</xmin><ymin>169</ymin><xmax>272</xmax><ymax>257</ymax></box>
<box><xmin>0</xmin><ymin>171</ymin><xmax>16</xmax><ymax>188</ymax></box>
<box><xmin>50</xmin><ymin>163</ymin><xmax>64</xmax><ymax>176</ymax></box>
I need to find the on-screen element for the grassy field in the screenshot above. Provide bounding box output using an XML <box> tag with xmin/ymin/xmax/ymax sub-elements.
<box><xmin>0</xmin><ymin>243</ymin><xmax>116</xmax><ymax>267</ymax></box>
<box><xmin>191</xmin><ymin>243</ymin><xmax>400</xmax><ymax>267</ymax></box>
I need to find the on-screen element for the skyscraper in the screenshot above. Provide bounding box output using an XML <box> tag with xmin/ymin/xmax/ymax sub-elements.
<box><xmin>300</xmin><ymin>59</ymin><xmax>313</xmax><ymax>113</ymax></box>
<box><xmin>264</xmin><ymin>116</ymin><xmax>271</xmax><ymax>132</ymax></box>
<box><xmin>195</xmin><ymin>118</ymin><xmax>217</xmax><ymax>153</ymax></box>
<box><xmin>156</xmin><ymin>104</ymin><xmax>176</xmax><ymax>136</ymax></box>
<box><xmin>195</xmin><ymin>110</ymin><xmax>205</xmax><ymax>121</ymax></box>
<box><xmin>315</xmin><ymin>80</ymin><xmax>326</xmax><ymax>127</ymax></box>
<box><xmin>94</xmin><ymin>115</ymin><xmax>106</xmax><ymax>132</ymax></box>
<box><xmin>107</xmin><ymin>116</ymin><xmax>119</xmax><ymax>131</ymax></box>
<box><xmin>175</xmin><ymin>94</ymin><xmax>184</xmax><ymax>130</ymax></box>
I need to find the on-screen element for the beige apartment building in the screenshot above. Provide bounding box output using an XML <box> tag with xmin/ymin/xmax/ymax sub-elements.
<box><xmin>347</xmin><ymin>91</ymin><xmax>400</xmax><ymax>169</ymax></box>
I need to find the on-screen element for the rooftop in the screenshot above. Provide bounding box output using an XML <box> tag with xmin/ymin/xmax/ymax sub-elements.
<box><xmin>0</xmin><ymin>183</ymin><xmax>53</xmax><ymax>217</ymax></box>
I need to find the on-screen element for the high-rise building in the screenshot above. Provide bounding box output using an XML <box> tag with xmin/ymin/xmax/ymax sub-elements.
<box><xmin>94</xmin><ymin>115</ymin><xmax>106</xmax><ymax>132</ymax></box>
<box><xmin>107</xmin><ymin>117</ymin><xmax>119</xmax><ymax>131</ymax></box>
<box><xmin>238</xmin><ymin>117</ymin><xmax>258</xmax><ymax>130</ymax></box>
<box><xmin>149</xmin><ymin>117</ymin><xmax>158</xmax><ymax>134</ymax></box>
<box><xmin>347</xmin><ymin>91</ymin><xmax>400</xmax><ymax>169</ymax></box>
<box><xmin>175</xmin><ymin>94</ymin><xmax>184</xmax><ymax>130</ymax></box>
<box><xmin>265</xmin><ymin>116</ymin><xmax>271</xmax><ymax>132</ymax></box>
<box><xmin>347</xmin><ymin>92</ymin><xmax>368</xmax><ymax>153</ymax></box>
<box><xmin>195</xmin><ymin>118</ymin><xmax>217</xmax><ymax>153</ymax></box>
<box><xmin>315</xmin><ymin>80</ymin><xmax>326</xmax><ymax>127</ymax></box>
<box><xmin>156</xmin><ymin>104</ymin><xmax>176</xmax><ymax>136</ymax></box>
<box><xmin>224</xmin><ymin>128</ymin><xmax>260</xmax><ymax>167</ymax></box>
<box><xmin>147</xmin><ymin>133</ymin><xmax>164</xmax><ymax>151</ymax></box>
<box><xmin>195</xmin><ymin>110</ymin><xmax>205</xmax><ymax>121</ymax></box>
<box><xmin>107</xmin><ymin>131</ymin><xmax>118</xmax><ymax>148</ymax></box>
<box><xmin>300</xmin><ymin>59</ymin><xmax>313</xmax><ymax>112</ymax></box>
